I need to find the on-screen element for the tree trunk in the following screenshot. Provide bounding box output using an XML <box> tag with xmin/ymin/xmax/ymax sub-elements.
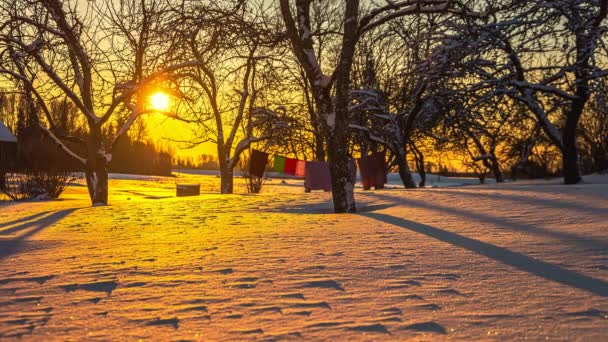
<box><xmin>85</xmin><ymin>127</ymin><xmax>108</xmax><ymax>206</ymax></box>
<box><xmin>396</xmin><ymin>146</ymin><xmax>416</xmax><ymax>188</ymax></box>
<box><xmin>85</xmin><ymin>167</ymin><xmax>108</xmax><ymax>206</ymax></box>
<box><xmin>327</xmin><ymin>137</ymin><xmax>355</xmax><ymax>213</ymax></box>
<box><xmin>561</xmin><ymin>88</ymin><xmax>585</xmax><ymax>185</ymax></box>
<box><xmin>562</xmin><ymin>133</ymin><xmax>582</xmax><ymax>184</ymax></box>
<box><xmin>326</xmin><ymin>86</ymin><xmax>355</xmax><ymax>212</ymax></box>
<box><xmin>314</xmin><ymin>134</ymin><xmax>326</xmax><ymax>162</ymax></box>
<box><xmin>419</xmin><ymin>165</ymin><xmax>426</xmax><ymax>188</ymax></box>
<box><xmin>216</xmin><ymin>141</ymin><xmax>235</xmax><ymax>194</ymax></box>
<box><xmin>410</xmin><ymin>143</ymin><xmax>426</xmax><ymax>187</ymax></box>
<box><xmin>490</xmin><ymin>155</ymin><xmax>504</xmax><ymax>183</ymax></box>
<box><xmin>562</xmin><ymin>32</ymin><xmax>591</xmax><ymax>185</ymax></box>
<box><xmin>327</xmin><ymin>0</ymin><xmax>359</xmax><ymax>213</ymax></box>
<box><xmin>220</xmin><ymin>169</ymin><xmax>234</xmax><ymax>194</ymax></box>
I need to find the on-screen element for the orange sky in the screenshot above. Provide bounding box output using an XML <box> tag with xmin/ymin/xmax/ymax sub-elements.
<box><xmin>144</xmin><ymin>114</ymin><xmax>216</xmax><ymax>160</ymax></box>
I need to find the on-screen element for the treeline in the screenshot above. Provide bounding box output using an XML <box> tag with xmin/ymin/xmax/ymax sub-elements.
<box><xmin>174</xmin><ymin>154</ymin><xmax>220</xmax><ymax>170</ymax></box>
<box><xmin>110</xmin><ymin>138</ymin><xmax>172</xmax><ymax>176</ymax></box>
<box><xmin>1</xmin><ymin>1</ymin><xmax>607</xmax><ymax>211</ymax></box>
<box><xmin>0</xmin><ymin>94</ymin><xmax>173</xmax><ymax>176</ymax></box>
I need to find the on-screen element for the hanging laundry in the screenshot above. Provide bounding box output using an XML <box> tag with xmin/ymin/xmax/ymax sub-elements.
<box><xmin>284</xmin><ymin>158</ymin><xmax>297</xmax><ymax>175</ymax></box>
<box><xmin>295</xmin><ymin>160</ymin><xmax>306</xmax><ymax>177</ymax></box>
<box><xmin>373</xmin><ymin>151</ymin><xmax>386</xmax><ymax>189</ymax></box>
<box><xmin>358</xmin><ymin>151</ymin><xmax>386</xmax><ymax>190</ymax></box>
<box><xmin>249</xmin><ymin>149</ymin><xmax>269</xmax><ymax>178</ymax></box>
<box><xmin>304</xmin><ymin>161</ymin><xmax>331</xmax><ymax>192</ymax></box>
<box><xmin>273</xmin><ymin>155</ymin><xmax>286</xmax><ymax>173</ymax></box>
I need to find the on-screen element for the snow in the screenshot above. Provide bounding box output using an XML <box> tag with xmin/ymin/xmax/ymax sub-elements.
<box><xmin>0</xmin><ymin>120</ymin><xmax>17</xmax><ymax>143</ymax></box>
<box><xmin>0</xmin><ymin>174</ymin><xmax>607</xmax><ymax>339</ymax></box>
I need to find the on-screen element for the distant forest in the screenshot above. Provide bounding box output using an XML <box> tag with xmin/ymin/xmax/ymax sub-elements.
<box><xmin>1</xmin><ymin>0</ymin><xmax>607</xmax><ymax>211</ymax></box>
<box><xmin>0</xmin><ymin>94</ymin><xmax>175</xmax><ymax>175</ymax></box>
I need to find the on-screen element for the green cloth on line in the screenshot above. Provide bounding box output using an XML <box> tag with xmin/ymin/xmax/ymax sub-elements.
<box><xmin>273</xmin><ymin>155</ymin><xmax>286</xmax><ymax>172</ymax></box>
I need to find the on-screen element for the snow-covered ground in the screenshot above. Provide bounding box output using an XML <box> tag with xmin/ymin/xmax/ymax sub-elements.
<box><xmin>0</xmin><ymin>174</ymin><xmax>607</xmax><ymax>340</ymax></box>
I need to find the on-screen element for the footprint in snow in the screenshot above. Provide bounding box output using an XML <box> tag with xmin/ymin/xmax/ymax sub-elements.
<box><xmin>299</xmin><ymin>280</ymin><xmax>344</xmax><ymax>291</ymax></box>
<box><xmin>290</xmin><ymin>301</ymin><xmax>331</xmax><ymax>310</ymax></box>
<box><xmin>435</xmin><ymin>288</ymin><xmax>465</xmax><ymax>296</ymax></box>
<box><xmin>402</xmin><ymin>321</ymin><xmax>447</xmax><ymax>334</ymax></box>
<box><xmin>14</xmin><ymin>296</ymin><xmax>42</xmax><ymax>303</ymax></box>
<box><xmin>381</xmin><ymin>307</ymin><xmax>402</xmax><ymax>315</ymax></box>
<box><xmin>418</xmin><ymin>303</ymin><xmax>442</xmax><ymax>311</ymax></box>
<box><xmin>401</xmin><ymin>294</ymin><xmax>425</xmax><ymax>301</ymax></box>
<box><xmin>58</xmin><ymin>280</ymin><xmax>118</xmax><ymax>295</ymax></box>
<box><xmin>217</xmin><ymin>268</ymin><xmax>234</xmax><ymax>275</ymax></box>
<box><xmin>307</xmin><ymin>321</ymin><xmax>352</xmax><ymax>329</ymax></box>
<box><xmin>280</xmin><ymin>293</ymin><xmax>306</xmax><ymax>300</ymax></box>
<box><xmin>347</xmin><ymin>323</ymin><xmax>389</xmax><ymax>334</ymax></box>
<box><xmin>145</xmin><ymin>317</ymin><xmax>179</xmax><ymax>329</ymax></box>
<box><xmin>234</xmin><ymin>328</ymin><xmax>263</xmax><ymax>335</ymax></box>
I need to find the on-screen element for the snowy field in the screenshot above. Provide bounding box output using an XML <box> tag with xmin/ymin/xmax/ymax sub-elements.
<box><xmin>1</xmin><ymin>173</ymin><xmax>607</xmax><ymax>340</ymax></box>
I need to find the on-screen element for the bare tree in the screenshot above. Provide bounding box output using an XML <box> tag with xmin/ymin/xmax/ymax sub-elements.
<box><xmin>0</xmin><ymin>0</ymin><xmax>196</xmax><ymax>205</ymax></box>
<box><xmin>279</xmin><ymin>0</ymin><xmax>486</xmax><ymax>212</ymax></box>
<box><xmin>174</xmin><ymin>0</ymin><xmax>289</xmax><ymax>193</ymax></box>
<box><xmin>452</xmin><ymin>0</ymin><xmax>608</xmax><ymax>184</ymax></box>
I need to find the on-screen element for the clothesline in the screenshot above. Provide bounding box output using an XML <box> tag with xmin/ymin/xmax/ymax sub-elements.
<box><xmin>248</xmin><ymin>149</ymin><xmax>388</xmax><ymax>192</ymax></box>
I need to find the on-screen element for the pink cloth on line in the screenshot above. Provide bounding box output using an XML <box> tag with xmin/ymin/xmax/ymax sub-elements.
<box><xmin>305</xmin><ymin>161</ymin><xmax>331</xmax><ymax>191</ymax></box>
<box><xmin>357</xmin><ymin>151</ymin><xmax>386</xmax><ymax>190</ymax></box>
<box><xmin>295</xmin><ymin>160</ymin><xmax>306</xmax><ymax>177</ymax></box>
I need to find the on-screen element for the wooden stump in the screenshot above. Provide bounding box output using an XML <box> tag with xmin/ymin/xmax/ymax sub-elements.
<box><xmin>176</xmin><ymin>184</ymin><xmax>200</xmax><ymax>197</ymax></box>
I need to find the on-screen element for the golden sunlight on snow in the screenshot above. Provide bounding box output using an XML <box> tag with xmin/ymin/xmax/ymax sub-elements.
<box><xmin>1</xmin><ymin>174</ymin><xmax>608</xmax><ymax>340</ymax></box>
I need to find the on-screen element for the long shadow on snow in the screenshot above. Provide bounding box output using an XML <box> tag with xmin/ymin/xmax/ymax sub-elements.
<box><xmin>361</xmin><ymin>192</ymin><xmax>608</xmax><ymax>252</ymax></box>
<box><xmin>0</xmin><ymin>209</ymin><xmax>78</xmax><ymax>260</ymax></box>
<box><xmin>270</xmin><ymin>201</ymin><xmax>394</xmax><ymax>214</ymax></box>
<box><xmin>0</xmin><ymin>211</ymin><xmax>52</xmax><ymax>229</ymax></box>
<box><xmin>468</xmin><ymin>181</ymin><xmax>608</xmax><ymax>200</ymax></box>
<box><xmin>427</xmin><ymin>188</ymin><xmax>608</xmax><ymax>217</ymax></box>
<box><xmin>360</xmin><ymin>211</ymin><xmax>608</xmax><ymax>297</ymax></box>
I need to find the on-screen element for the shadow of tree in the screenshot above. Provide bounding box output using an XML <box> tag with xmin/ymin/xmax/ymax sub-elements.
<box><xmin>360</xmin><ymin>211</ymin><xmax>608</xmax><ymax>297</ymax></box>
<box><xmin>428</xmin><ymin>188</ymin><xmax>608</xmax><ymax>216</ymax></box>
<box><xmin>362</xmin><ymin>192</ymin><xmax>608</xmax><ymax>252</ymax></box>
<box><xmin>0</xmin><ymin>211</ymin><xmax>52</xmax><ymax>229</ymax></box>
<box><xmin>0</xmin><ymin>209</ymin><xmax>78</xmax><ymax>260</ymax></box>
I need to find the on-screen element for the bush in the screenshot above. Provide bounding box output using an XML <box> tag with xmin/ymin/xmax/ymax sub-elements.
<box><xmin>238</xmin><ymin>156</ymin><xmax>266</xmax><ymax>194</ymax></box>
<box><xmin>0</xmin><ymin>171</ymin><xmax>76</xmax><ymax>201</ymax></box>
<box><xmin>245</xmin><ymin>173</ymin><xmax>265</xmax><ymax>194</ymax></box>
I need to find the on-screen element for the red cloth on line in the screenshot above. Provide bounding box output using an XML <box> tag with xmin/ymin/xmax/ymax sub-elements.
<box><xmin>295</xmin><ymin>160</ymin><xmax>306</xmax><ymax>177</ymax></box>
<box><xmin>284</xmin><ymin>158</ymin><xmax>297</xmax><ymax>175</ymax></box>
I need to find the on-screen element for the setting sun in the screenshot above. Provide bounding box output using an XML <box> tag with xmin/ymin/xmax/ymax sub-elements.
<box><xmin>149</xmin><ymin>92</ymin><xmax>170</xmax><ymax>112</ymax></box>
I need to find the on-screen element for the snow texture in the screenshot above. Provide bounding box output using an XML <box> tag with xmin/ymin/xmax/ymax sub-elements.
<box><xmin>0</xmin><ymin>174</ymin><xmax>607</xmax><ymax>340</ymax></box>
<box><xmin>0</xmin><ymin>120</ymin><xmax>17</xmax><ymax>143</ymax></box>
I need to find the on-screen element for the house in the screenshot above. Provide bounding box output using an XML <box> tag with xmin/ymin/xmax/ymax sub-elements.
<box><xmin>0</xmin><ymin>120</ymin><xmax>17</xmax><ymax>171</ymax></box>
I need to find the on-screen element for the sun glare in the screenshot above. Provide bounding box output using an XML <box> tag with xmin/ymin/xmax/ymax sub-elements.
<box><xmin>149</xmin><ymin>92</ymin><xmax>170</xmax><ymax>112</ymax></box>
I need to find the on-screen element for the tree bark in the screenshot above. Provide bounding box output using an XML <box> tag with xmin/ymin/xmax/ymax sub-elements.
<box><xmin>328</xmin><ymin>0</ymin><xmax>359</xmax><ymax>213</ymax></box>
<box><xmin>396</xmin><ymin>145</ymin><xmax>416</xmax><ymax>188</ymax></box>
<box><xmin>220</xmin><ymin>169</ymin><xmax>234</xmax><ymax>194</ymax></box>
<box><xmin>561</xmin><ymin>32</ymin><xmax>590</xmax><ymax>185</ymax></box>
<box><xmin>490</xmin><ymin>154</ymin><xmax>504</xmax><ymax>183</ymax></box>
<box><xmin>218</xmin><ymin>143</ymin><xmax>234</xmax><ymax>194</ymax></box>
<box><xmin>410</xmin><ymin>142</ymin><xmax>426</xmax><ymax>187</ymax></box>
<box><xmin>85</xmin><ymin>134</ymin><xmax>109</xmax><ymax>206</ymax></box>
